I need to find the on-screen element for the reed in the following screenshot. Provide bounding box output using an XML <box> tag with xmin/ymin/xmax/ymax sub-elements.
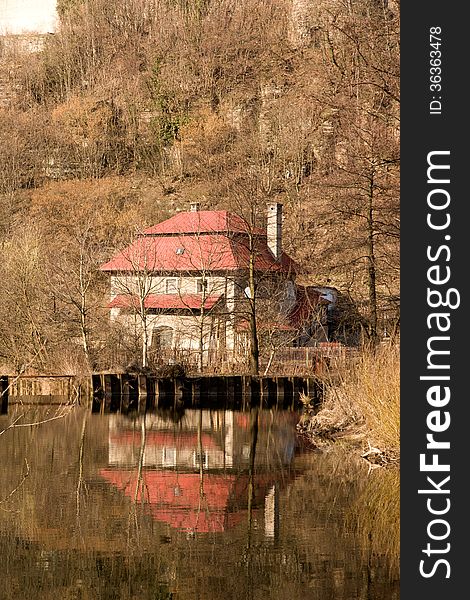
<box><xmin>301</xmin><ymin>342</ymin><xmax>400</xmax><ymax>458</ymax></box>
<box><xmin>345</xmin><ymin>343</ymin><xmax>400</xmax><ymax>456</ymax></box>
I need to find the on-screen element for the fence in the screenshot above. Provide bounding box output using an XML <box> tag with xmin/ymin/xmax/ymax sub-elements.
<box><xmin>105</xmin><ymin>343</ymin><xmax>357</xmax><ymax>376</ymax></box>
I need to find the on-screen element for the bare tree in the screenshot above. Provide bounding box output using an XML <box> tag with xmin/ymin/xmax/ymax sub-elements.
<box><xmin>173</xmin><ymin>228</ymin><xmax>230</xmax><ymax>371</ymax></box>
<box><xmin>0</xmin><ymin>224</ymin><xmax>50</xmax><ymax>371</ymax></box>
<box><xmin>106</xmin><ymin>232</ymin><xmax>164</xmax><ymax>369</ymax></box>
<box><xmin>49</xmin><ymin>218</ymin><xmax>108</xmax><ymax>370</ymax></box>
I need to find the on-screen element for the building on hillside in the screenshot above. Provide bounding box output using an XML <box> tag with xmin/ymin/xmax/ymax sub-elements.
<box><xmin>100</xmin><ymin>202</ymin><xmax>336</xmax><ymax>367</ymax></box>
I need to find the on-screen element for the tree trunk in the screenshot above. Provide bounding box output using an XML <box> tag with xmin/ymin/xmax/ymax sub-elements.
<box><xmin>79</xmin><ymin>251</ymin><xmax>91</xmax><ymax>368</ymax></box>
<box><xmin>248</xmin><ymin>248</ymin><xmax>259</xmax><ymax>375</ymax></box>
<box><xmin>198</xmin><ymin>307</ymin><xmax>205</xmax><ymax>372</ymax></box>
<box><xmin>367</xmin><ymin>179</ymin><xmax>378</xmax><ymax>344</ymax></box>
<box><xmin>140</xmin><ymin>298</ymin><xmax>148</xmax><ymax>368</ymax></box>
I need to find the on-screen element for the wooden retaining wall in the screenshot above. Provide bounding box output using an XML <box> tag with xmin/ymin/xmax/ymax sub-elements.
<box><xmin>0</xmin><ymin>373</ymin><xmax>323</xmax><ymax>414</ymax></box>
<box><xmin>90</xmin><ymin>373</ymin><xmax>322</xmax><ymax>414</ymax></box>
<box><xmin>0</xmin><ymin>375</ymin><xmax>91</xmax><ymax>411</ymax></box>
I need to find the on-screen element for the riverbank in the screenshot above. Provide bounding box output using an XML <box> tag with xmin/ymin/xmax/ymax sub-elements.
<box><xmin>297</xmin><ymin>343</ymin><xmax>400</xmax><ymax>467</ymax></box>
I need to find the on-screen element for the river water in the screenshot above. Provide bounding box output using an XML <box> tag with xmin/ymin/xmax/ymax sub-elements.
<box><xmin>0</xmin><ymin>404</ymin><xmax>399</xmax><ymax>599</ymax></box>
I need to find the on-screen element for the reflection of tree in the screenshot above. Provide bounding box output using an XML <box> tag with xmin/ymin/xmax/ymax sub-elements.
<box><xmin>243</xmin><ymin>407</ymin><xmax>259</xmax><ymax>600</ymax></box>
<box><xmin>125</xmin><ymin>413</ymin><xmax>148</xmax><ymax>549</ymax></box>
<box><xmin>76</xmin><ymin>411</ymin><xmax>89</xmax><ymax>523</ymax></box>
<box><xmin>195</xmin><ymin>408</ymin><xmax>206</xmax><ymax>531</ymax></box>
<box><xmin>247</xmin><ymin>407</ymin><xmax>259</xmax><ymax>534</ymax></box>
<box><xmin>133</xmin><ymin>414</ymin><xmax>147</xmax><ymax>505</ymax></box>
<box><xmin>0</xmin><ymin>458</ymin><xmax>29</xmax><ymax>507</ymax></box>
<box><xmin>1</xmin><ymin>404</ymin><xmax>76</xmax><ymax>509</ymax></box>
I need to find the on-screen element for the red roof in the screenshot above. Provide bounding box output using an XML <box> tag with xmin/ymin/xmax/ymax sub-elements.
<box><xmin>142</xmin><ymin>210</ymin><xmax>264</xmax><ymax>236</ymax></box>
<box><xmin>100</xmin><ymin>211</ymin><xmax>298</xmax><ymax>274</ymax></box>
<box><xmin>235</xmin><ymin>287</ymin><xmax>325</xmax><ymax>331</ymax></box>
<box><xmin>108</xmin><ymin>293</ymin><xmax>223</xmax><ymax>310</ymax></box>
<box><xmin>289</xmin><ymin>286</ymin><xmax>327</xmax><ymax>327</ymax></box>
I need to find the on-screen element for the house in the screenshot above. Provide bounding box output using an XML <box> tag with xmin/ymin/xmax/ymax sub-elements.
<box><xmin>100</xmin><ymin>202</ymin><xmax>333</xmax><ymax>367</ymax></box>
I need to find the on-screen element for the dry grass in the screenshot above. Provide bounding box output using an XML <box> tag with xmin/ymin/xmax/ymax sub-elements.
<box><xmin>347</xmin><ymin>343</ymin><xmax>400</xmax><ymax>455</ymax></box>
<box><xmin>300</xmin><ymin>342</ymin><xmax>400</xmax><ymax>459</ymax></box>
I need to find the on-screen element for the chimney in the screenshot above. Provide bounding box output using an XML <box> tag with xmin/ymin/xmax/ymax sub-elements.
<box><xmin>267</xmin><ymin>202</ymin><xmax>283</xmax><ymax>260</ymax></box>
<box><xmin>190</xmin><ymin>202</ymin><xmax>200</xmax><ymax>212</ymax></box>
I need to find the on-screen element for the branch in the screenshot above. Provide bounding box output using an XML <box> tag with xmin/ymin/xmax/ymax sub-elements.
<box><xmin>0</xmin><ymin>459</ymin><xmax>30</xmax><ymax>507</ymax></box>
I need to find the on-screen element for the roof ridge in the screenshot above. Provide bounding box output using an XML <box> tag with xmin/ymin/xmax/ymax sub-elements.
<box><xmin>142</xmin><ymin>209</ymin><xmax>266</xmax><ymax>236</ymax></box>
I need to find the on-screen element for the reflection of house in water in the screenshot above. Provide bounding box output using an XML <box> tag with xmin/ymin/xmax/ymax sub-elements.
<box><xmin>100</xmin><ymin>410</ymin><xmax>298</xmax><ymax>535</ymax></box>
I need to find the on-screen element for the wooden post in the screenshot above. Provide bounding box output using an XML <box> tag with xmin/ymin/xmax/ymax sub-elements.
<box><xmin>155</xmin><ymin>378</ymin><xmax>160</xmax><ymax>408</ymax></box>
<box><xmin>192</xmin><ymin>378</ymin><xmax>201</xmax><ymax>406</ymax></box>
<box><xmin>0</xmin><ymin>376</ymin><xmax>8</xmax><ymax>414</ymax></box>
<box><xmin>109</xmin><ymin>374</ymin><xmax>121</xmax><ymax>412</ymax></box>
<box><xmin>137</xmin><ymin>375</ymin><xmax>147</xmax><ymax>413</ymax></box>
<box><xmin>121</xmin><ymin>374</ymin><xmax>130</xmax><ymax>413</ymax></box>
<box><xmin>216</xmin><ymin>377</ymin><xmax>225</xmax><ymax>404</ymax></box>
<box><xmin>174</xmin><ymin>377</ymin><xmax>183</xmax><ymax>407</ymax></box>
<box><xmin>242</xmin><ymin>375</ymin><xmax>251</xmax><ymax>409</ymax></box>
<box><xmin>103</xmin><ymin>375</ymin><xmax>111</xmax><ymax>413</ymax></box>
<box><xmin>292</xmin><ymin>377</ymin><xmax>301</xmax><ymax>405</ymax></box>
<box><xmin>226</xmin><ymin>377</ymin><xmax>235</xmax><ymax>404</ymax></box>
<box><xmin>276</xmin><ymin>377</ymin><xmax>284</xmax><ymax>407</ymax></box>
<box><xmin>91</xmin><ymin>374</ymin><xmax>102</xmax><ymax>413</ymax></box>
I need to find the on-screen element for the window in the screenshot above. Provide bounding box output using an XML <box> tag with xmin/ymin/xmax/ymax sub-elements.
<box><xmin>196</xmin><ymin>278</ymin><xmax>208</xmax><ymax>293</ymax></box>
<box><xmin>162</xmin><ymin>447</ymin><xmax>177</xmax><ymax>467</ymax></box>
<box><xmin>151</xmin><ymin>326</ymin><xmax>173</xmax><ymax>350</ymax></box>
<box><xmin>193</xmin><ymin>450</ymin><xmax>209</xmax><ymax>469</ymax></box>
<box><xmin>166</xmin><ymin>278</ymin><xmax>178</xmax><ymax>294</ymax></box>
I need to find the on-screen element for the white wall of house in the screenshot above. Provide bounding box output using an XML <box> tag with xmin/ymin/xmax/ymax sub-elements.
<box><xmin>108</xmin><ymin>271</ymin><xmax>328</xmax><ymax>360</ymax></box>
<box><xmin>117</xmin><ymin>312</ymin><xmax>232</xmax><ymax>353</ymax></box>
<box><xmin>110</xmin><ymin>274</ymin><xmax>231</xmax><ymax>300</ymax></box>
<box><xmin>109</xmin><ymin>273</ymin><xmax>239</xmax><ymax>356</ymax></box>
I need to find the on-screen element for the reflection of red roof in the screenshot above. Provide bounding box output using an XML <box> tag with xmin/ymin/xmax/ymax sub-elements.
<box><xmin>110</xmin><ymin>431</ymin><xmax>221</xmax><ymax>450</ymax></box>
<box><xmin>100</xmin><ymin>211</ymin><xmax>298</xmax><ymax>274</ymax></box>
<box><xmin>99</xmin><ymin>469</ymin><xmax>278</xmax><ymax>533</ymax></box>
<box><xmin>108</xmin><ymin>294</ymin><xmax>223</xmax><ymax>310</ymax></box>
<box><xmin>100</xmin><ymin>470</ymin><xmax>238</xmax><ymax>532</ymax></box>
<box><xmin>102</xmin><ymin>471</ymin><xmax>234</xmax><ymax>508</ymax></box>
<box><xmin>150</xmin><ymin>507</ymin><xmax>247</xmax><ymax>532</ymax></box>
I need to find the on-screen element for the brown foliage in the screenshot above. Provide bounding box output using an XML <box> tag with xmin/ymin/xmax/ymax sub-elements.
<box><xmin>0</xmin><ymin>0</ymin><xmax>400</xmax><ymax>371</ymax></box>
